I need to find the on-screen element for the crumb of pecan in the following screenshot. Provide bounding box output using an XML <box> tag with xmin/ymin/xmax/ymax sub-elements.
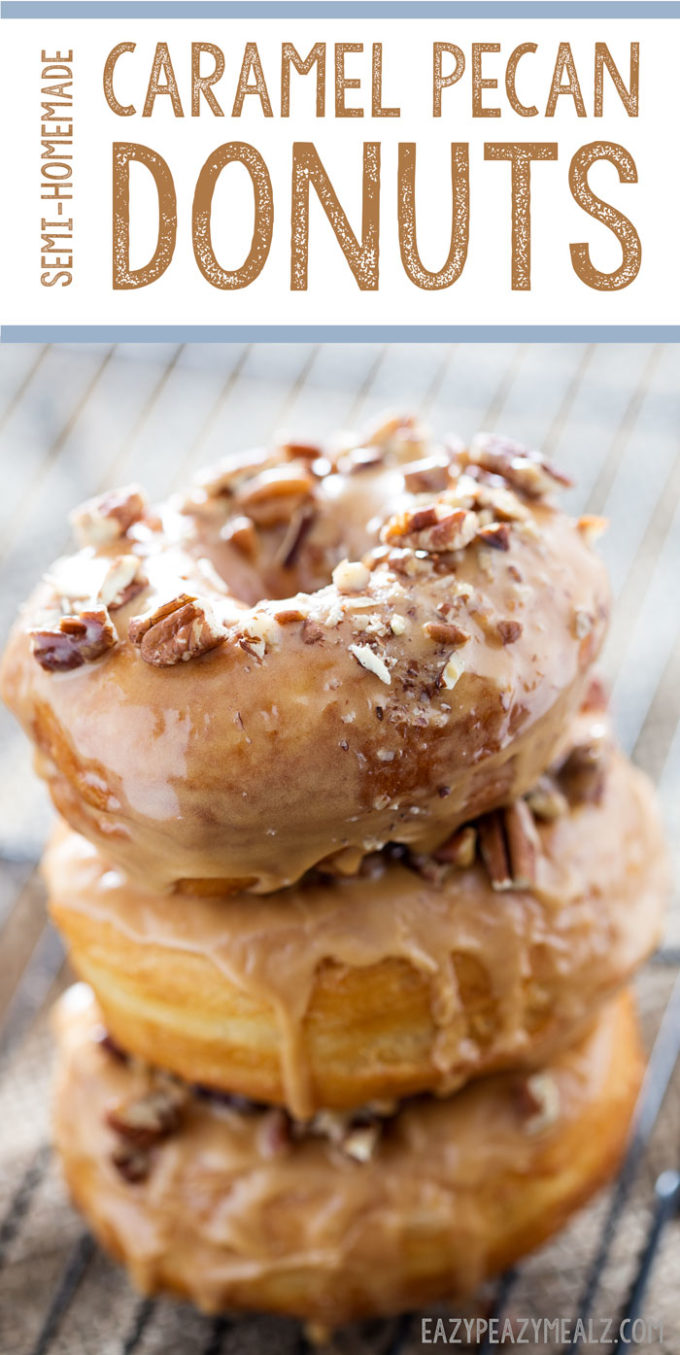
<box><xmin>111</xmin><ymin>1141</ymin><xmax>151</xmax><ymax>1183</ymax></box>
<box><xmin>402</xmin><ymin>456</ymin><xmax>450</xmax><ymax>494</ymax></box>
<box><xmin>503</xmin><ymin>799</ymin><xmax>539</xmax><ymax>888</ymax></box>
<box><xmin>390</xmin><ymin>614</ymin><xmax>407</xmax><ymax>635</ymax></box>
<box><xmin>476</xmin><ymin>522</ymin><xmax>511</xmax><ymax>551</ymax></box>
<box><xmin>438</xmin><ymin>654</ymin><xmax>464</xmax><ymax>689</ymax></box>
<box><xmin>70</xmin><ymin>485</ymin><xmax>147</xmax><ymax>547</ymax></box>
<box><xmin>434</xmin><ymin>824</ymin><xmax>477</xmax><ymax>868</ymax></box>
<box><xmin>349</xmin><ymin>643</ymin><xmax>391</xmax><ymax>685</ymax></box>
<box><xmin>277</xmin><ymin>439</ymin><xmax>324</xmax><ymax>461</ymax></box>
<box><xmin>383</xmin><ymin>504</ymin><xmax>478</xmax><ymax>555</ymax></box>
<box><xmin>577</xmin><ymin>514</ymin><xmax>608</xmax><ymax>544</ymax></box>
<box><xmin>468</xmin><ymin>434</ymin><xmax>572</xmax><ymax>498</ymax></box>
<box><xmin>236</xmin><ymin>464</ymin><xmax>314</xmax><ymax>526</ymax></box>
<box><xmin>274</xmin><ymin>607</ymin><xmax>306</xmax><ymax>625</ymax></box>
<box><xmin>31</xmin><ymin>607</ymin><xmax>117</xmax><ymax>672</ymax></box>
<box><xmin>337</xmin><ymin>446</ymin><xmax>385</xmax><ymax>475</ymax></box>
<box><xmin>516</xmin><ymin>1072</ymin><xmax>561</xmax><ymax>1134</ymax></box>
<box><xmin>342</xmin><ymin>1123</ymin><xmax>381</xmax><ymax>1162</ymax></box>
<box><xmin>129</xmin><ymin>595</ymin><xmax>226</xmax><ymax>667</ymax></box>
<box><xmin>106</xmin><ymin>1081</ymin><xmax>187</xmax><ymax>1148</ymax></box>
<box><xmin>100</xmin><ymin>555</ymin><xmax>147</xmax><ymax>611</ymax></box>
<box><xmin>477</xmin><ymin>811</ymin><xmax>512</xmax><ymax>890</ymax></box>
<box><xmin>278</xmin><ymin>506</ymin><xmax>317</xmax><ymax>568</ymax></box>
<box><xmin>525</xmin><ymin>776</ymin><xmax>569</xmax><ymax>821</ymax></box>
<box><xmin>557</xmin><ymin>741</ymin><xmax>606</xmax><ymax>806</ymax></box>
<box><xmin>302</xmin><ymin>618</ymin><xmax>324</xmax><ymax>645</ymax></box>
<box><xmin>497</xmin><ymin>619</ymin><xmax>523</xmax><ymax>645</ymax></box>
<box><xmin>221</xmin><ymin>514</ymin><xmax>258</xmax><ymax>558</ymax></box>
<box><xmin>424</xmin><ymin>621</ymin><xmax>470</xmax><ymax>647</ymax></box>
<box><xmin>333</xmin><ymin>559</ymin><xmax>370</xmax><ymax>594</ymax></box>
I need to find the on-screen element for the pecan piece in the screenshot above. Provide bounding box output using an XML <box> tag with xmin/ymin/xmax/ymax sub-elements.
<box><xmin>503</xmin><ymin>799</ymin><xmax>539</xmax><ymax>888</ymax></box>
<box><xmin>106</xmin><ymin>1081</ymin><xmax>187</xmax><ymax>1148</ymax></box>
<box><xmin>402</xmin><ymin>456</ymin><xmax>450</xmax><ymax>494</ymax></box>
<box><xmin>558</xmin><ymin>741</ymin><xmax>606</xmax><ymax>806</ymax></box>
<box><xmin>497</xmin><ymin>619</ymin><xmax>523</xmax><ymax>646</ymax></box>
<box><xmin>383</xmin><ymin>505</ymin><xmax>478</xmax><ymax>554</ymax></box>
<box><xmin>70</xmin><ymin>485</ymin><xmax>147</xmax><ymax>547</ymax></box>
<box><xmin>476</xmin><ymin>522</ymin><xmax>511</xmax><ymax>551</ymax></box>
<box><xmin>468</xmin><ymin>434</ymin><xmax>572</xmax><ymax>498</ymax></box>
<box><xmin>516</xmin><ymin>1072</ymin><xmax>561</xmax><ymax>1134</ymax></box>
<box><xmin>525</xmin><ymin>775</ymin><xmax>568</xmax><ymax>822</ymax></box>
<box><xmin>100</xmin><ymin>555</ymin><xmax>147</xmax><ymax>611</ymax></box>
<box><xmin>434</xmin><ymin>824</ymin><xmax>477</xmax><ymax>869</ymax></box>
<box><xmin>221</xmin><ymin>514</ymin><xmax>258</xmax><ymax>558</ymax></box>
<box><xmin>111</xmin><ymin>1141</ymin><xmax>151</xmax><ymax>1183</ymax></box>
<box><xmin>129</xmin><ymin>595</ymin><xmax>226</xmax><ymax>667</ymax></box>
<box><xmin>478</xmin><ymin>811</ymin><xmax>512</xmax><ymax>890</ymax></box>
<box><xmin>31</xmin><ymin>607</ymin><xmax>116</xmax><ymax>672</ymax></box>
<box><xmin>236</xmin><ymin>464</ymin><xmax>314</xmax><ymax>527</ymax></box>
<box><xmin>424</xmin><ymin>621</ymin><xmax>470</xmax><ymax>647</ymax></box>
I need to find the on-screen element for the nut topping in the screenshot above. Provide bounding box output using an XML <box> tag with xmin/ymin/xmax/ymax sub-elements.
<box><xmin>70</xmin><ymin>485</ymin><xmax>147</xmax><ymax>547</ymax></box>
<box><xmin>129</xmin><ymin>594</ymin><xmax>226</xmax><ymax>667</ymax></box>
<box><xmin>221</xmin><ymin>515</ymin><xmax>258</xmax><ymax>558</ymax></box>
<box><xmin>497</xmin><ymin>619</ymin><xmax>523</xmax><ymax>646</ymax></box>
<box><xmin>477</xmin><ymin>801</ymin><xmax>539</xmax><ymax>890</ymax></box>
<box><xmin>236</xmin><ymin>464</ymin><xmax>314</xmax><ymax>527</ymax></box>
<box><xmin>31</xmin><ymin>607</ymin><xmax>117</xmax><ymax>672</ymax></box>
<box><xmin>384</xmin><ymin>505</ymin><xmax>478</xmax><ymax>555</ymax></box>
<box><xmin>434</xmin><ymin>825</ymin><xmax>477</xmax><ymax>869</ymax></box>
<box><xmin>106</xmin><ymin>1081</ymin><xmax>187</xmax><ymax>1147</ymax></box>
<box><xmin>100</xmin><ymin>555</ymin><xmax>148</xmax><ymax>611</ymax></box>
<box><xmin>516</xmin><ymin>1072</ymin><xmax>561</xmax><ymax>1134</ymax></box>
<box><xmin>424</xmin><ymin>621</ymin><xmax>470</xmax><ymax>647</ymax></box>
<box><xmin>476</xmin><ymin>522</ymin><xmax>511</xmax><ymax>551</ymax></box>
<box><xmin>477</xmin><ymin>811</ymin><xmax>512</xmax><ymax>890</ymax></box>
<box><xmin>525</xmin><ymin>775</ymin><xmax>569</xmax><ymax>822</ymax></box>
<box><xmin>402</xmin><ymin>456</ymin><xmax>450</xmax><ymax>494</ymax></box>
<box><xmin>333</xmin><ymin>559</ymin><xmax>371</xmax><ymax>594</ymax></box>
<box><xmin>468</xmin><ymin>434</ymin><xmax>572</xmax><ymax>498</ymax></box>
<box><xmin>557</xmin><ymin>741</ymin><xmax>606</xmax><ymax>806</ymax></box>
<box><xmin>348</xmin><ymin>644</ymin><xmax>391</xmax><ymax>685</ymax></box>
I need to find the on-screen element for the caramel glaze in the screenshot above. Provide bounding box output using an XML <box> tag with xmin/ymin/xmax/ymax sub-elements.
<box><xmin>44</xmin><ymin>715</ymin><xmax>667</xmax><ymax>1118</ymax></box>
<box><xmin>1</xmin><ymin>422</ymin><xmax>609</xmax><ymax>894</ymax></box>
<box><xmin>53</xmin><ymin>984</ymin><xmax>642</xmax><ymax>1328</ymax></box>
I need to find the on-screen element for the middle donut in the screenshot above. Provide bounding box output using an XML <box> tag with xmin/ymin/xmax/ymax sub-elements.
<box><xmin>46</xmin><ymin>709</ymin><xmax>668</xmax><ymax>1119</ymax></box>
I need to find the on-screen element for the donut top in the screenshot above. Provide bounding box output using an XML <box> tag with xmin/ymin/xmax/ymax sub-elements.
<box><xmin>2</xmin><ymin>415</ymin><xmax>611</xmax><ymax>891</ymax></box>
<box><xmin>45</xmin><ymin>708</ymin><xmax>667</xmax><ymax>1118</ymax></box>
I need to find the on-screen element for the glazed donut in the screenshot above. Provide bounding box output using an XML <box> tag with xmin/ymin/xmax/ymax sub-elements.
<box><xmin>45</xmin><ymin>710</ymin><xmax>667</xmax><ymax>1118</ymax></box>
<box><xmin>53</xmin><ymin>984</ymin><xmax>642</xmax><ymax>1328</ymax></box>
<box><xmin>2</xmin><ymin>417</ymin><xmax>609</xmax><ymax>894</ymax></box>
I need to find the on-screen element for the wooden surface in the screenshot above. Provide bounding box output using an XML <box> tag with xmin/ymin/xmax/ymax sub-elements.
<box><xmin>0</xmin><ymin>342</ymin><xmax>678</xmax><ymax>1355</ymax></box>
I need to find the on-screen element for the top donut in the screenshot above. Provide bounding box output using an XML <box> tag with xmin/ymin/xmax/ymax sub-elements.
<box><xmin>1</xmin><ymin>415</ymin><xmax>610</xmax><ymax>894</ymax></box>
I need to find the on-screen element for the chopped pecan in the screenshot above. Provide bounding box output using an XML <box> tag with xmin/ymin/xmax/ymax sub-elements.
<box><xmin>525</xmin><ymin>775</ymin><xmax>568</xmax><ymax>822</ymax></box>
<box><xmin>468</xmin><ymin>434</ymin><xmax>572</xmax><ymax>498</ymax></box>
<box><xmin>363</xmin><ymin>411</ymin><xmax>418</xmax><ymax>449</ymax></box>
<box><xmin>516</xmin><ymin>1072</ymin><xmax>561</xmax><ymax>1134</ymax></box>
<box><xmin>106</xmin><ymin>1080</ymin><xmax>187</xmax><ymax>1148</ymax></box>
<box><xmin>348</xmin><ymin>643</ymin><xmax>392</xmax><ymax>685</ymax></box>
<box><xmin>197</xmin><ymin>447</ymin><xmax>278</xmax><ymax>498</ymax></box>
<box><xmin>402</xmin><ymin>456</ymin><xmax>450</xmax><ymax>494</ymax></box>
<box><xmin>278</xmin><ymin>506</ymin><xmax>316</xmax><ymax>568</ymax></box>
<box><xmin>274</xmin><ymin>607</ymin><xmax>306</xmax><ymax>625</ymax></box>
<box><xmin>277</xmin><ymin>439</ymin><xmax>323</xmax><ymax>461</ymax></box>
<box><xmin>257</xmin><ymin>1108</ymin><xmax>292</xmax><ymax>1159</ymax></box>
<box><xmin>503</xmin><ymin>799</ymin><xmax>539</xmax><ymax>888</ymax></box>
<box><xmin>577</xmin><ymin>514</ymin><xmax>608</xmax><ymax>545</ymax></box>
<box><xmin>236</xmin><ymin>463</ymin><xmax>314</xmax><ymax>527</ymax></box>
<box><xmin>383</xmin><ymin>505</ymin><xmax>478</xmax><ymax>554</ymax></box>
<box><xmin>31</xmin><ymin>607</ymin><xmax>117</xmax><ymax>672</ymax></box>
<box><xmin>337</xmin><ymin>446</ymin><xmax>384</xmax><ymax>475</ymax></box>
<box><xmin>100</xmin><ymin>555</ymin><xmax>147</xmax><ymax>611</ymax></box>
<box><xmin>221</xmin><ymin>514</ymin><xmax>258</xmax><ymax>558</ymax></box>
<box><xmin>70</xmin><ymin>485</ymin><xmax>147</xmax><ymax>547</ymax></box>
<box><xmin>476</xmin><ymin>522</ymin><xmax>511</xmax><ymax>551</ymax></box>
<box><xmin>129</xmin><ymin>594</ymin><xmax>226</xmax><ymax>667</ymax></box>
<box><xmin>111</xmin><ymin>1141</ymin><xmax>151</xmax><ymax>1183</ymax></box>
<box><xmin>497</xmin><ymin>619</ymin><xmax>523</xmax><ymax>645</ymax></box>
<box><xmin>478</xmin><ymin>811</ymin><xmax>512</xmax><ymax>890</ymax></box>
<box><xmin>424</xmin><ymin>621</ymin><xmax>470</xmax><ymax>647</ymax></box>
<box><xmin>342</xmin><ymin>1123</ymin><xmax>381</xmax><ymax>1163</ymax></box>
<box><xmin>332</xmin><ymin>559</ymin><xmax>370</xmax><ymax>594</ymax></box>
<box><xmin>435</xmin><ymin>824</ymin><xmax>477</xmax><ymax>869</ymax></box>
<box><xmin>302</xmin><ymin>618</ymin><xmax>324</xmax><ymax>645</ymax></box>
<box><xmin>557</xmin><ymin>741</ymin><xmax>606</xmax><ymax>806</ymax></box>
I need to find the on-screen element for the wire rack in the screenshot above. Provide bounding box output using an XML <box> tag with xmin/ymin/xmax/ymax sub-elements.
<box><xmin>0</xmin><ymin>341</ymin><xmax>678</xmax><ymax>1355</ymax></box>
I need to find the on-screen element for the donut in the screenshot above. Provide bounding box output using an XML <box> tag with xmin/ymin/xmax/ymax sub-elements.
<box><xmin>45</xmin><ymin>708</ymin><xmax>667</xmax><ymax>1118</ymax></box>
<box><xmin>2</xmin><ymin>416</ymin><xmax>609</xmax><ymax>894</ymax></box>
<box><xmin>53</xmin><ymin>984</ymin><xmax>642</xmax><ymax>1328</ymax></box>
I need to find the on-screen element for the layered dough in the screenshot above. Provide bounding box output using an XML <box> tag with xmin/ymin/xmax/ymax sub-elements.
<box><xmin>45</xmin><ymin>718</ymin><xmax>667</xmax><ymax>1118</ymax></box>
<box><xmin>1</xmin><ymin>420</ymin><xmax>609</xmax><ymax>893</ymax></box>
<box><xmin>53</xmin><ymin>985</ymin><xmax>643</xmax><ymax>1328</ymax></box>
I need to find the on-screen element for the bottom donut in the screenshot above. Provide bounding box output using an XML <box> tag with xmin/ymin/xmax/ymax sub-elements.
<box><xmin>53</xmin><ymin>984</ymin><xmax>642</xmax><ymax>1330</ymax></box>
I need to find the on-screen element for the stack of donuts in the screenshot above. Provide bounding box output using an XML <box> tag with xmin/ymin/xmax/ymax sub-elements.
<box><xmin>1</xmin><ymin>414</ymin><xmax>668</xmax><ymax>1333</ymax></box>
